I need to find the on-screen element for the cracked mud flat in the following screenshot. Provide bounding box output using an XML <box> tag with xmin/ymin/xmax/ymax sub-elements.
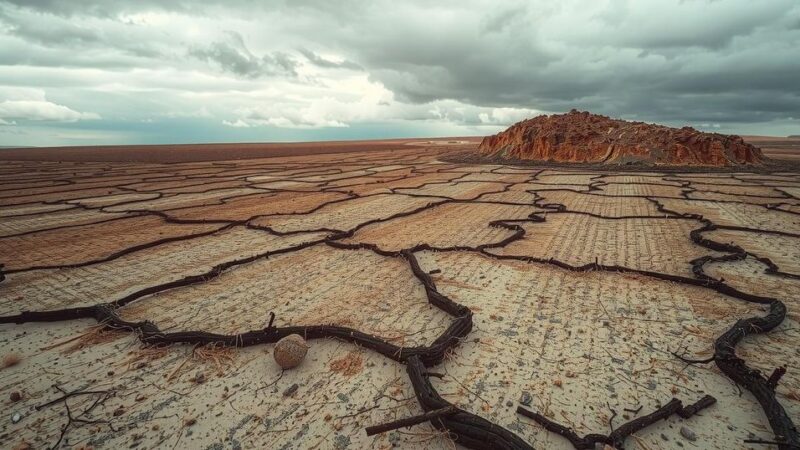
<box><xmin>0</xmin><ymin>144</ymin><xmax>799</xmax><ymax>449</ymax></box>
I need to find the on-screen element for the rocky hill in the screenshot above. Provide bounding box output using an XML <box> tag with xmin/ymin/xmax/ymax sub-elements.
<box><xmin>479</xmin><ymin>110</ymin><xmax>764</xmax><ymax>166</ymax></box>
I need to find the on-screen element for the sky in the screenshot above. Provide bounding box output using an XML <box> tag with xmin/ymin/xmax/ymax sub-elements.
<box><xmin>0</xmin><ymin>0</ymin><xmax>798</xmax><ymax>147</ymax></box>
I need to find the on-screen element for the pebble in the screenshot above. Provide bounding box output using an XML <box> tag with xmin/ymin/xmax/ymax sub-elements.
<box><xmin>10</xmin><ymin>391</ymin><xmax>21</xmax><ymax>402</ymax></box>
<box><xmin>274</xmin><ymin>334</ymin><xmax>309</xmax><ymax>369</ymax></box>
<box><xmin>194</xmin><ymin>371</ymin><xmax>206</xmax><ymax>384</ymax></box>
<box><xmin>680</xmin><ymin>426</ymin><xmax>697</xmax><ymax>441</ymax></box>
<box><xmin>11</xmin><ymin>412</ymin><xmax>22</xmax><ymax>423</ymax></box>
<box><xmin>283</xmin><ymin>383</ymin><xmax>299</xmax><ymax>397</ymax></box>
<box><xmin>519</xmin><ymin>392</ymin><xmax>532</xmax><ymax>406</ymax></box>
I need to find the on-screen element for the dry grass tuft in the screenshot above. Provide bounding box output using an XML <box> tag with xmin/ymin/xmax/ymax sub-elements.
<box><xmin>329</xmin><ymin>350</ymin><xmax>364</xmax><ymax>377</ymax></box>
<box><xmin>119</xmin><ymin>345</ymin><xmax>171</xmax><ymax>370</ymax></box>
<box><xmin>40</xmin><ymin>325</ymin><xmax>126</xmax><ymax>354</ymax></box>
<box><xmin>193</xmin><ymin>343</ymin><xmax>236</xmax><ymax>376</ymax></box>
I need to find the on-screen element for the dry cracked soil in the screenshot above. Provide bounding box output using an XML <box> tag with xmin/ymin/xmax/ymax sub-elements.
<box><xmin>0</xmin><ymin>142</ymin><xmax>798</xmax><ymax>449</ymax></box>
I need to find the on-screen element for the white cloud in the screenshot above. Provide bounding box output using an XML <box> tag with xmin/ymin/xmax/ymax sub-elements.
<box><xmin>212</xmin><ymin>72</ymin><xmax>542</xmax><ymax>130</ymax></box>
<box><xmin>222</xmin><ymin>119</ymin><xmax>250</xmax><ymax>128</ymax></box>
<box><xmin>230</xmin><ymin>104</ymin><xmax>350</xmax><ymax>129</ymax></box>
<box><xmin>0</xmin><ymin>99</ymin><xmax>100</xmax><ymax>122</ymax></box>
<box><xmin>479</xmin><ymin>107</ymin><xmax>541</xmax><ymax>125</ymax></box>
<box><xmin>0</xmin><ymin>88</ymin><xmax>99</xmax><ymax>122</ymax></box>
<box><xmin>162</xmin><ymin>106</ymin><xmax>212</xmax><ymax>118</ymax></box>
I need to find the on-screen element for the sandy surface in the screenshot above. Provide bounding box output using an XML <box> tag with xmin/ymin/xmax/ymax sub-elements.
<box><xmin>744</xmin><ymin>135</ymin><xmax>800</xmax><ymax>160</ymax></box>
<box><xmin>1</xmin><ymin>143</ymin><xmax>799</xmax><ymax>450</ymax></box>
<box><xmin>0</xmin><ymin>137</ymin><xmax>482</xmax><ymax>163</ymax></box>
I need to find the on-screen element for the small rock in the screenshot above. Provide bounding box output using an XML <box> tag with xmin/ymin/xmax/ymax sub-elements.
<box><xmin>283</xmin><ymin>383</ymin><xmax>299</xmax><ymax>397</ymax></box>
<box><xmin>194</xmin><ymin>371</ymin><xmax>206</xmax><ymax>384</ymax></box>
<box><xmin>273</xmin><ymin>335</ymin><xmax>309</xmax><ymax>369</ymax></box>
<box><xmin>135</xmin><ymin>394</ymin><xmax>146</xmax><ymax>402</ymax></box>
<box><xmin>184</xmin><ymin>417</ymin><xmax>196</xmax><ymax>427</ymax></box>
<box><xmin>113</xmin><ymin>407</ymin><xmax>125</xmax><ymax>417</ymax></box>
<box><xmin>10</xmin><ymin>391</ymin><xmax>21</xmax><ymax>402</ymax></box>
<box><xmin>680</xmin><ymin>426</ymin><xmax>696</xmax><ymax>441</ymax></box>
<box><xmin>506</xmin><ymin>400</ymin><xmax>513</xmax><ymax>407</ymax></box>
<box><xmin>519</xmin><ymin>392</ymin><xmax>532</xmax><ymax>406</ymax></box>
<box><xmin>660</xmin><ymin>433</ymin><xmax>669</xmax><ymax>441</ymax></box>
<box><xmin>11</xmin><ymin>412</ymin><xmax>22</xmax><ymax>423</ymax></box>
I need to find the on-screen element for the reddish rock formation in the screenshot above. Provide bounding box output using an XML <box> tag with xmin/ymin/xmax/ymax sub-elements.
<box><xmin>479</xmin><ymin>110</ymin><xmax>764</xmax><ymax>166</ymax></box>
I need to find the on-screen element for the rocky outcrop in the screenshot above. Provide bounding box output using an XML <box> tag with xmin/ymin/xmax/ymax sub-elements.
<box><xmin>479</xmin><ymin>110</ymin><xmax>764</xmax><ymax>166</ymax></box>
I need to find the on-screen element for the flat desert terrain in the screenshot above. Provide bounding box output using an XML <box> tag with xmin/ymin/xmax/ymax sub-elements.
<box><xmin>0</xmin><ymin>142</ymin><xmax>799</xmax><ymax>449</ymax></box>
<box><xmin>744</xmin><ymin>136</ymin><xmax>800</xmax><ymax>161</ymax></box>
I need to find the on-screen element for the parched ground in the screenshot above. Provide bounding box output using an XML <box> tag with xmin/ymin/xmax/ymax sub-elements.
<box><xmin>1</xmin><ymin>143</ymin><xmax>799</xmax><ymax>450</ymax></box>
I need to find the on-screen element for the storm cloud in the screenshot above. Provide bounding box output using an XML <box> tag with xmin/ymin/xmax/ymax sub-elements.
<box><xmin>0</xmin><ymin>0</ymin><xmax>798</xmax><ymax>146</ymax></box>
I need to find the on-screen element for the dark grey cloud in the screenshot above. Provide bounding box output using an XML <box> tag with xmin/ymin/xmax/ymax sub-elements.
<box><xmin>298</xmin><ymin>48</ymin><xmax>361</xmax><ymax>70</ymax></box>
<box><xmin>189</xmin><ymin>31</ymin><xmax>297</xmax><ymax>78</ymax></box>
<box><xmin>324</xmin><ymin>1</ymin><xmax>800</xmax><ymax>130</ymax></box>
<box><xmin>0</xmin><ymin>10</ymin><xmax>98</xmax><ymax>45</ymax></box>
<box><xmin>0</xmin><ymin>0</ymin><xmax>191</xmax><ymax>17</ymax></box>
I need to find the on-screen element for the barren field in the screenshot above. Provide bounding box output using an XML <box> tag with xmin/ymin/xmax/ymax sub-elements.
<box><xmin>1</xmin><ymin>143</ymin><xmax>799</xmax><ymax>450</ymax></box>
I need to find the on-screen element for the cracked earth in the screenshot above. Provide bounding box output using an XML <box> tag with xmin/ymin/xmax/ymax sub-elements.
<box><xmin>0</xmin><ymin>144</ymin><xmax>798</xmax><ymax>449</ymax></box>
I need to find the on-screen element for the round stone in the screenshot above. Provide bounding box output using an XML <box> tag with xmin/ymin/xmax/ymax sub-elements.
<box><xmin>273</xmin><ymin>334</ymin><xmax>309</xmax><ymax>369</ymax></box>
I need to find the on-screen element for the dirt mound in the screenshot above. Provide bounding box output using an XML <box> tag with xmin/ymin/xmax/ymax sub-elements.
<box><xmin>479</xmin><ymin>110</ymin><xmax>764</xmax><ymax>166</ymax></box>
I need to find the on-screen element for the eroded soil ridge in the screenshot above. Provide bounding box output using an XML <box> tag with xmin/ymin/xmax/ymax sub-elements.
<box><xmin>479</xmin><ymin>110</ymin><xmax>764</xmax><ymax>166</ymax></box>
